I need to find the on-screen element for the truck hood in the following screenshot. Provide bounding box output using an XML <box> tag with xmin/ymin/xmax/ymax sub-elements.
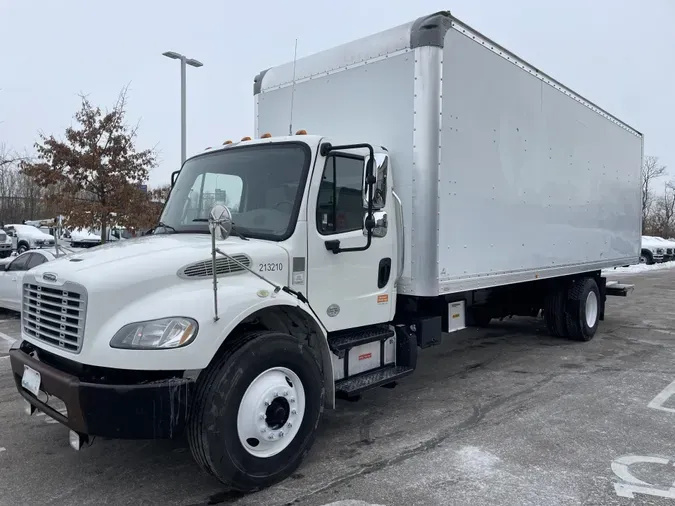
<box><xmin>29</xmin><ymin>233</ymin><xmax>291</xmax><ymax>291</ymax></box>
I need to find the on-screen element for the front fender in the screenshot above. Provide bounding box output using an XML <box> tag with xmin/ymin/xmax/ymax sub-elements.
<box><xmin>22</xmin><ymin>276</ymin><xmax>330</xmax><ymax>376</ymax></box>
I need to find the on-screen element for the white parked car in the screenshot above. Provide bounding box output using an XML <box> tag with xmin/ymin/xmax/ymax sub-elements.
<box><xmin>651</xmin><ymin>237</ymin><xmax>675</xmax><ymax>261</ymax></box>
<box><xmin>0</xmin><ymin>229</ymin><xmax>13</xmax><ymax>259</ymax></box>
<box><xmin>69</xmin><ymin>228</ymin><xmax>101</xmax><ymax>248</ymax></box>
<box><xmin>641</xmin><ymin>236</ymin><xmax>665</xmax><ymax>264</ymax></box>
<box><xmin>5</xmin><ymin>224</ymin><xmax>56</xmax><ymax>254</ymax></box>
<box><xmin>0</xmin><ymin>250</ymin><xmax>56</xmax><ymax>311</ymax></box>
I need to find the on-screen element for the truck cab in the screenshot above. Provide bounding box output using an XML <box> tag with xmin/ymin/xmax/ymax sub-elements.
<box><xmin>10</xmin><ymin>132</ymin><xmax>402</xmax><ymax>492</ymax></box>
<box><xmin>161</xmin><ymin>134</ymin><xmax>397</xmax><ymax>332</ymax></box>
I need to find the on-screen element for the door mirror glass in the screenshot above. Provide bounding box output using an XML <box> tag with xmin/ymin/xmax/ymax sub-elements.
<box><xmin>363</xmin><ymin>153</ymin><xmax>388</xmax><ymax>210</ymax></box>
<box><xmin>363</xmin><ymin>210</ymin><xmax>388</xmax><ymax>238</ymax></box>
<box><xmin>208</xmin><ymin>204</ymin><xmax>233</xmax><ymax>240</ymax></box>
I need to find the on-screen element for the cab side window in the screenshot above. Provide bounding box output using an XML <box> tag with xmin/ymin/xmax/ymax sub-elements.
<box><xmin>317</xmin><ymin>155</ymin><xmax>365</xmax><ymax>235</ymax></box>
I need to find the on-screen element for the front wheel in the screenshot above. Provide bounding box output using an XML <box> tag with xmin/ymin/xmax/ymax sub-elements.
<box><xmin>16</xmin><ymin>243</ymin><xmax>28</xmax><ymax>254</ymax></box>
<box><xmin>188</xmin><ymin>331</ymin><xmax>325</xmax><ymax>491</ymax></box>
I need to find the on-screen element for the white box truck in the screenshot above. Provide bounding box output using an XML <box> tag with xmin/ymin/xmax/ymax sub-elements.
<box><xmin>10</xmin><ymin>10</ymin><xmax>642</xmax><ymax>492</ymax></box>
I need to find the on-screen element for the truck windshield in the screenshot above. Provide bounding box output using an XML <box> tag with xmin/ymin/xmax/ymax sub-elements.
<box><xmin>158</xmin><ymin>142</ymin><xmax>311</xmax><ymax>241</ymax></box>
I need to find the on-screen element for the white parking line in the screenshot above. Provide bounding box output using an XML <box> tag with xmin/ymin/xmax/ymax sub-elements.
<box><xmin>648</xmin><ymin>379</ymin><xmax>675</xmax><ymax>413</ymax></box>
<box><xmin>612</xmin><ymin>455</ymin><xmax>675</xmax><ymax>499</ymax></box>
<box><xmin>0</xmin><ymin>331</ymin><xmax>16</xmax><ymax>344</ymax></box>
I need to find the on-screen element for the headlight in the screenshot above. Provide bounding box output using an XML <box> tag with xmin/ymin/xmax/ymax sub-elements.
<box><xmin>110</xmin><ymin>317</ymin><xmax>198</xmax><ymax>350</ymax></box>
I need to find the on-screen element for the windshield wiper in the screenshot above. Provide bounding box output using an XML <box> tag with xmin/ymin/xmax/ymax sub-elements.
<box><xmin>156</xmin><ymin>221</ymin><xmax>177</xmax><ymax>233</ymax></box>
<box><xmin>192</xmin><ymin>219</ymin><xmax>249</xmax><ymax>241</ymax></box>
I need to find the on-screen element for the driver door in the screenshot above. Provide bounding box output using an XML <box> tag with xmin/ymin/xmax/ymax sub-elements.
<box><xmin>306</xmin><ymin>148</ymin><xmax>397</xmax><ymax>332</ymax></box>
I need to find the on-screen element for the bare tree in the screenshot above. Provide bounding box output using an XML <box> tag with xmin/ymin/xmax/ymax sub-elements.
<box><xmin>641</xmin><ymin>155</ymin><xmax>667</xmax><ymax>230</ymax></box>
<box><xmin>649</xmin><ymin>181</ymin><xmax>675</xmax><ymax>239</ymax></box>
<box><xmin>0</xmin><ymin>144</ymin><xmax>47</xmax><ymax>224</ymax></box>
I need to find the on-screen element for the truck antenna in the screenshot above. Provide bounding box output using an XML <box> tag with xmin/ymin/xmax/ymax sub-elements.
<box><xmin>288</xmin><ymin>38</ymin><xmax>298</xmax><ymax>136</ymax></box>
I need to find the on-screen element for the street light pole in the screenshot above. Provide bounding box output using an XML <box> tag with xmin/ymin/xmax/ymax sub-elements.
<box><xmin>162</xmin><ymin>51</ymin><xmax>203</xmax><ymax>165</ymax></box>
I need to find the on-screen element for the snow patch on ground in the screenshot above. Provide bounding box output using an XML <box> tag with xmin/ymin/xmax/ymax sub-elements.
<box><xmin>602</xmin><ymin>261</ymin><xmax>675</xmax><ymax>276</ymax></box>
<box><xmin>321</xmin><ymin>502</ymin><xmax>386</xmax><ymax>506</ymax></box>
<box><xmin>455</xmin><ymin>445</ymin><xmax>501</xmax><ymax>477</ymax></box>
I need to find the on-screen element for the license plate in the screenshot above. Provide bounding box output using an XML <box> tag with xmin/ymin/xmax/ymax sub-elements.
<box><xmin>21</xmin><ymin>366</ymin><xmax>41</xmax><ymax>397</ymax></box>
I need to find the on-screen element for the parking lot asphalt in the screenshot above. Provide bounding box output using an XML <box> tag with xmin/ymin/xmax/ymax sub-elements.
<box><xmin>2</xmin><ymin>268</ymin><xmax>675</xmax><ymax>505</ymax></box>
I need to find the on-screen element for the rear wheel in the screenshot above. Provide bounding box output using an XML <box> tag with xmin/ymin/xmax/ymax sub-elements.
<box><xmin>188</xmin><ymin>331</ymin><xmax>324</xmax><ymax>491</ymax></box>
<box><xmin>544</xmin><ymin>284</ymin><xmax>568</xmax><ymax>338</ymax></box>
<box><xmin>565</xmin><ymin>277</ymin><xmax>600</xmax><ymax>342</ymax></box>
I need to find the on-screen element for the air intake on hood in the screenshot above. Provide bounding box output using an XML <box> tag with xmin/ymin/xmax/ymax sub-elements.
<box><xmin>179</xmin><ymin>254</ymin><xmax>251</xmax><ymax>279</ymax></box>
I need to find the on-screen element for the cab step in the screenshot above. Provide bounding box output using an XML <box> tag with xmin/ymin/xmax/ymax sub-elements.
<box><xmin>328</xmin><ymin>324</ymin><xmax>394</xmax><ymax>352</ymax></box>
<box><xmin>335</xmin><ymin>365</ymin><xmax>414</xmax><ymax>398</ymax></box>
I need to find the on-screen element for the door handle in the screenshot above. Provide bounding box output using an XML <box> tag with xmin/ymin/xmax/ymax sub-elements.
<box><xmin>377</xmin><ymin>258</ymin><xmax>392</xmax><ymax>288</ymax></box>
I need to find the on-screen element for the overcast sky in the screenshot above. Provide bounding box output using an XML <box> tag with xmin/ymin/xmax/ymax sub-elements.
<box><xmin>1</xmin><ymin>0</ymin><xmax>673</xmax><ymax>187</ymax></box>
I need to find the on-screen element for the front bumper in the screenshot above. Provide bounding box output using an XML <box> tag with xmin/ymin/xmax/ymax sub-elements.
<box><xmin>10</xmin><ymin>341</ymin><xmax>194</xmax><ymax>439</ymax></box>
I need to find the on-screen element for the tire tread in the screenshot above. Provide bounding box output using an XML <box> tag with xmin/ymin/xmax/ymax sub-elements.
<box><xmin>565</xmin><ymin>277</ymin><xmax>599</xmax><ymax>342</ymax></box>
<box><xmin>544</xmin><ymin>286</ymin><xmax>568</xmax><ymax>337</ymax></box>
<box><xmin>187</xmin><ymin>330</ymin><xmax>268</xmax><ymax>477</ymax></box>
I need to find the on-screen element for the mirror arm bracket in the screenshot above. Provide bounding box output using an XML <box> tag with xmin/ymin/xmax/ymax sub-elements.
<box><xmin>320</xmin><ymin>142</ymin><xmax>377</xmax><ymax>254</ymax></box>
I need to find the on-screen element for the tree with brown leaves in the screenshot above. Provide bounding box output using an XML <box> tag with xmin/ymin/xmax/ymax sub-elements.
<box><xmin>21</xmin><ymin>87</ymin><xmax>157</xmax><ymax>242</ymax></box>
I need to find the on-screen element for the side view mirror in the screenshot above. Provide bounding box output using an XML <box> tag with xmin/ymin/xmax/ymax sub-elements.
<box><xmin>208</xmin><ymin>204</ymin><xmax>233</xmax><ymax>241</ymax></box>
<box><xmin>363</xmin><ymin>153</ymin><xmax>388</xmax><ymax>210</ymax></box>
<box><xmin>171</xmin><ymin>170</ymin><xmax>180</xmax><ymax>187</ymax></box>
<box><xmin>363</xmin><ymin>210</ymin><xmax>388</xmax><ymax>238</ymax></box>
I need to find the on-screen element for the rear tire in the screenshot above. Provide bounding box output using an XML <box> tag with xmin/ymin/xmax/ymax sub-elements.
<box><xmin>188</xmin><ymin>331</ymin><xmax>324</xmax><ymax>492</ymax></box>
<box><xmin>544</xmin><ymin>284</ymin><xmax>568</xmax><ymax>338</ymax></box>
<box><xmin>564</xmin><ymin>277</ymin><xmax>600</xmax><ymax>342</ymax></box>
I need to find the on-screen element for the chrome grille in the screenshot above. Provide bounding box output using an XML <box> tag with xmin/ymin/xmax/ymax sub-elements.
<box><xmin>22</xmin><ymin>282</ymin><xmax>87</xmax><ymax>353</ymax></box>
<box><xmin>178</xmin><ymin>254</ymin><xmax>251</xmax><ymax>279</ymax></box>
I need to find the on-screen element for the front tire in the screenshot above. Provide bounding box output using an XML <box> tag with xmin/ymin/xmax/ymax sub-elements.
<box><xmin>640</xmin><ymin>250</ymin><xmax>653</xmax><ymax>265</ymax></box>
<box><xmin>188</xmin><ymin>331</ymin><xmax>324</xmax><ymax>492</ymax></box>
<box><xmin>17</xmin><ymin>243</ymin><xmax>28</xmax><ymax>254</ymax></box>
<box><xmin>565</xmin><ymin>277</ymin><xmax>600</xmax><ymax>342</ymax></box>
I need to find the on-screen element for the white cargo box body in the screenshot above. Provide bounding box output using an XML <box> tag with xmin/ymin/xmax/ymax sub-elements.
<box><xmin>254</xmin><ymin>11</ymin><xmax>643</xmax><ymax>297</ymax></box>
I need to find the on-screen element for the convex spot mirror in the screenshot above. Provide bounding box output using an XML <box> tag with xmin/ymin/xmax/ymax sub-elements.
<box><xmin>363</xmin><ymin>153</ymin><xmax>388</xmax><ymax>210</ymax></box>
<box><xmin>208</xmin><ymin>204</ymin><xmax>233</xmax><ymax>240</ymax></box>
